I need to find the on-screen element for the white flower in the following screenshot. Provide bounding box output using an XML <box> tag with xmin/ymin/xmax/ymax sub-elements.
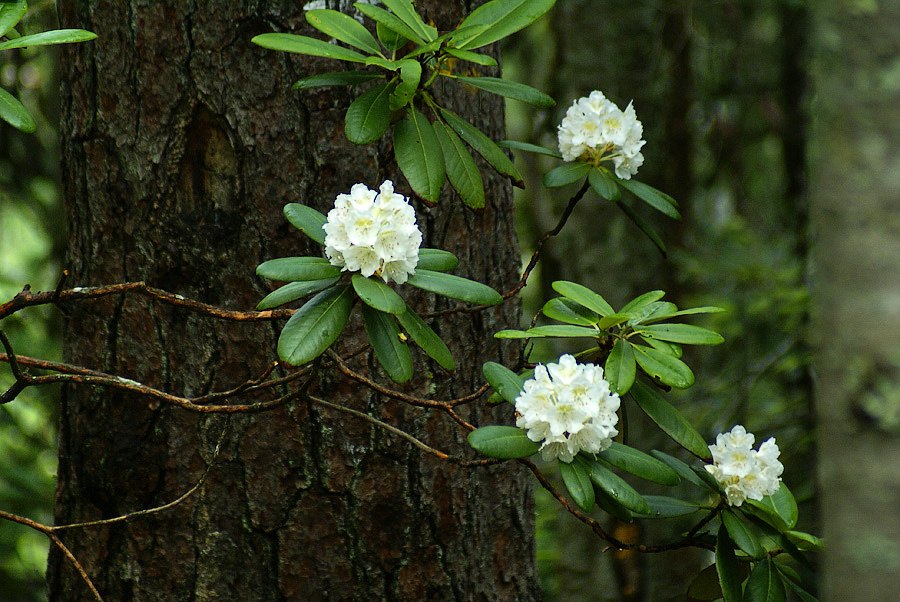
<box><xmin>514</xmin><ymin>355</ymin><xmax>620</xmax><ymax>463</ymax></box>
<box><xmin>557</xmin><ymin>90</ymin><xmax>646</xmax><ymax>179</ymax></box>
<box><xmin>323</xmin><ymin>180</ymin><xmax>422</xmax><ymax>284</ymax></box>
<box><xmin>704</xmin><ymin>425</ymin><xmax>784</xmax><ymax>507</ymax></box>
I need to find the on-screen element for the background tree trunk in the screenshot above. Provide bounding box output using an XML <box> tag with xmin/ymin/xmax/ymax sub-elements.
<box><xmin>811</xmin><ymin>3</ymin><xmax>900</xmax><ymax>601</ymax></box>
<box><xmin>48</xmin><ymin>2</ymin><xmax>539</xmax><ymax>600</ymax></box>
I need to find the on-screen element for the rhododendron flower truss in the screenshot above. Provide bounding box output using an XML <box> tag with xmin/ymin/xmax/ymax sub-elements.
<box><xmin>705</xmin><ymin>425</ymin><xmax>784</xmax><ymax>507</ymax></box>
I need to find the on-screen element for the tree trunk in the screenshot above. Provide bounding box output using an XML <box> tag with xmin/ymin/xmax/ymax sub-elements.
<box><xmin>811</xmin><ymin>3</ymin><xmax>900</xmax><ymax>601</ymax></box>
<box><xmin>48</xmin><ymin>2</ymin><xmax>539</xmax><ymax>601</ymax></box>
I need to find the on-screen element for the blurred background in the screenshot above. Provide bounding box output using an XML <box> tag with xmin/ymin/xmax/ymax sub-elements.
<box><xmin>0</xmin><ymin>0</ymin><xmax>814</xmax><ymax>600</ymax></box>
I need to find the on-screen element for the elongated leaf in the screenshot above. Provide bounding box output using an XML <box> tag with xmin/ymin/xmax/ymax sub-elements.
<box><xmin>621</xmin><ymin>290</ymin><xmax>666</xmax><ymax>315</ymax></box>
<box><xmin>781</xmin><ymin>576</ymin><xmax>820</xmax><ymax>602</ymax></box>
<box><xmin>468</xmin><ymin>425</ymin><xmax>539</xmax><ymax>459</ymax></box>
<box><xmin>257</xmin><ymin>277</ymin><xmax>339</xmax><ymax>310</ymax></box>
<box><xmin>498</xmin><ymin>139</ymin><xmax>562</xmax><ymax>158</ymax></box>
<box><xmin>597</xmin><ymin>313</ymin><xmax>630</xmax><ymax>330</ymax></box>
<box><xmin>747</xmin><ymin>483</ymin><xmax>799</xmax><ymax>532</ymax></box>
<box><xmin>352</xmin><ymin>274</ymin><xmax>406</xmax><ymax>314</ymax></box>
<box><xmin>277</xmin><ymin>285</ymin><xmax>353</xmax><ymax>366</ymax></box>
<box><xmin>361</xmin><ymin>304</ymin><xmax>413</xmax><ymax>382</ymax></box>
<box><xmin>642</xmin><ymin>335</ymin><xmax>683</xmax><ymax>358</ymax></box>
<box><xmin>390</xmin><ymin>58</ymin><xmax>421</xmax><ymax>110</ymax></box>
<box><xmin>0</xmin><ymin>28</ymin><xmax>96</xmax><ymax>50</ymax></box>
<box><xmin>0</xmin><ymin>86</ymin><xmax>35</xmax><ymax>133</ymax></box>
<box><xmin>671</xmin><ymin>305</ymin><xmax>726</xmax><ymax>317</ymax></box>
<box><xmin>483</xmin><ymin>362</ymin><xmax>525</xmax><ymax>404</ymax></box>
<box><xmin>452</xmin><ymin>74</ymin><xmax>554</xmax><ymax>108</ymax></box>
<box><xmin>394</xmin><ymin>107</ymin><xmax>445</xmax><ymax>203</ymax></box>
<box><xmin>543</xmin><ymin>162</ymin><xmax>591</xmax><ymax>188</ymax></box>
<box><xmin>589</xmin><ymin>166</ymin><xmax>621</xmax><ymax>201</ymax></box>
<box><xmin>376</xmin><ymin>21</ymin><xmax>408</xmax><ymax>53</ymax></box>
<box><xmin>397</xmin><ymin>307</ymin><xmax>455</xmax><ymax>370</ymax></box>
<box><xmin>257</xmin><ymin>257</ymin><xmax>341</xmax><ymax>281</ymax></box>
<box><xmin>444</xmin><ymin>47</ymin><xmax>497</xmax><ymax>66</ymax></box>
<box><xmin>594</xmin><ymin>483</ymin><xmax>634</xmax><ymax>522</ymax></box>
<box><xmin>305</xmin><ymin>9</ymin><xmax>382</xmax><ymax>54</ymax></box>
<box><xmin>613</xmin><ymin>199</ymin><xmax>668</xmax><ymax>255</ymax></box>
<box><xmin>627</xmin><ymin>300</ymin><xmax>678</xmax><ymax>326</ymax></box>
<box><xmin>599</xmin><ymin>442</ymin><xmax>679</xmax><ymax>485</ymax></box>
<box><xmin>356</xmin><ymin>2</ymin><xmax>424</xmax><ymax>45</ymax></box>
<box><xmin>365</xmin><ymin>55</ymin><xmax>399</xmax><ymax>70</ymax></box>
<box><xmin>494</xmin><ymin>325</ymin><xmax>599</xmax><ymax>339</ymax></box>
<box><xmin>434</xmin><ymin>120</ymin><xmax>485</xmax><ymax>209</ymax></box>
<box><xmin>542</xmin><ymin>297</ymin><xmax>599</xmax><ymax>326</ymax></box>
<box><xmin>716</xmin><ymin>527</ymin><xmax>743</xmax><ymax>602</ymax></box>
<box><xmin>582</xmin><ymin>457</ymin><xmax>650</xmax><ymax>514</ymax></box>
<box><xmin>649</xmin><ymin>450</ymin><xmax>709</xmax><ymax>488</ymax></box>
<box><xmin>630</xmin><ymin>380</ymin><xmax>709</xmax><ymax>458</ymax></box>
<box><xmin>617</xmin><ymin>177</ymin><xmax>680</xmax><ymax>219</ymax></box>
<box><xmin>551</xmin><ymin>281</ymin><xmax>615</xmax><ymax>316</ymax></box>
<box><xmin>744</xmin><ymin>559</ymin><xmax>786</xmax><ymax>602</ymax></box>
<box><xmin>722</xmin><ymin>510</ymin><xmax>764</xmax><ymax>559</ymax></box>
<box><xmin>456</xmin><ymin>0</ymin><xmax>556</xmax><ymax>50</ymax></box>
<box><xmin>438</xmin><ymin>107</ymin><xmax>524</xmax><ymax>186</ymax></box>
<box><xmin>632</xmin><ymin>344</ymin><xmax>695</xmax><ymax>389</ymax></box>
<box><xmin>381</xmin><ymin>0</ymin><xmax>437</xmax><ymax>42</ymax></box>
<box><xmin>293</xmin><ymin>70</ymin><xmax>384</xmax><ymax>90</ymax></box>
<box><xmin>638</xmin><ymin>495</ymin><xmax>703</xmax><ymax>518</ymax></box>
<box><xmin>283</xmin><ymin>203</ymin><xmax>327</xmax><ymax>244</ymax></box>
<box><xmin>345</xmin><ymin>82</ymin><xmax>394</xmax><ymax>144</ymax></box>
<box><xmin>605</xmin><ymin>339</ymin><xmax>636</xmax><ymax>395</ymax></box>
<box><xmin>689</xmin><ymin>563</ymin><xmax>729</xmax><ymax>602</ymax></box>
<box><xmin>560</xmin><ymin>459</ymin><xmax>595</xmax><ymax>512</ymax></box>
<box><xmin>416</xmin><ymin>248</ymin><xmax>459</xmax><ymax>272</ymax></box>
<box><xmin>638</xmin><ymin>323</ymin><xmax>724</xmax><ymax>346</ymax></box>
<box><xmin>0</xmin><ymin>1</ymin><xmax>27</xmax><ymax>39</ymax></box>
<box><xmin>784</xmin><ymin>530</ymin><xmax>823</xmax><ymax>552</ymax></box>
<box><xmin>252</xmin><ymin>33</ymin><xmax>367</xmax><ymax>63</ymax></box>
<box><xmin>407</xmin><ymin>269</ymin><xmax>501</xmax><ymax>305</ymax></box>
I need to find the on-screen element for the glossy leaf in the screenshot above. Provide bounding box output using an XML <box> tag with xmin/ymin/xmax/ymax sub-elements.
<box><xmin>599</xmin><ymin>442</ymin><xmax>679</xmax><ymax>485</ymax></box>
<box><xmin>257</xmin><ymin>277</ymin><xmax>339</xmax><ymax>310</ymax></box>
<box><xmin>293</xmin><ymin>70</ymin><xmax>384</xmax><ymax>90</ymax></box>
<box><xmin>641</xmin><ymin>335</ymin><xmax>684</xmax><ymax>358</ymax></box>
<box><xmin>252</xmin><ymin>33</ymin><xmax>367</xmax><ymax>63</ymax></box>
<box><xmin>551</xmin><ymin>281</ymin><xmax>615</xmax><ymax>316</ymax></box>
<box><xmin>494</xmin><ymin>325</ymin><xmax>599</xmax><ymax>339</ymax></box>
<box><xmin>597</xmin><ymin>313</ymin><xmax>630</xmax><ymax>330</ymax></box>
<box><xmin>0</xmin><ymin>28</ymin><xmax>96</xmax><ymax>50</ymax></box>
<box><xmin>614</xmin><ymin>199</ymin><xmax>667</xmax><ymax>255</ymax></box>
<box><xmin>621</xmin><ymin>290</ymin><xmax>666</xmax><ymax>315</ymax></box>
<box><xmin>605</xmin><ymin>339</ymin><xmax>636</xmax><ymax>395</ymax></box>
<box><xmin>617</xmin><ymin>177</ymin><xmax>680</xmax><ymax>218</ymax></box>
<box><xmin>416</xmin><ymin>248</ymin><xmax>459</xmax><ymax>272</ymax></box>
<box><xmin>361</xmin><ymin>304</ymin><xmax>413</xmax><ymax>383</ymax></box>
<box><xmin>468</xmin><ymin>425</ymin><xmax>539</xmax><ymax>459</ymax></box>
<box><xmin>277</xmin><ymin>286</ymin><xmax>353</xmax><ymax>366</ymax></box>
<box><xmin>638</xmin><ymin>323</ymin><xmax>724</xmax><ymax>346</ymax></box>
<box><xmin>0</xmin><ymin>1</ymin><xmax>27</xmax><ymax>39</ymax></box>
<box><xmin>639</xmin><ymin>495</ymin><xmax>703</xmax><ymax>518</ymax></box>
<box><xmin>744</xmin><ymin>558</ymin><xmax>786</xmax><ymax>602</ymax></box>
<box><xmin>594</xmin><ymin>483</ymin><xmax>634</xmax><ymax>522</ymax></box>
<box><xmin>352</xmin><ymin>274</ymin><xmax>406</xmax><ymax>314</ymax></box>
<box><xmin>345</xmin><ymin>82</ymin><xmax>394</xmax><ymax>144</ymax></box>
<box><xmin>376</xmin><ymin>21</ymin><xmax>408</xmax><ymax>53</ymax></box>
<box><xmin>542</xmin><ymin>297</ymin><xmax>599</xmax><ymax>326</ymax></box>
<box><xmin>781</xmin><ymin>576</ymin><xmax>820</xmax><ymax>602</ymax></box>
<box><xmin>389</xmin><ymin>59</ymin><xmax>421</xmax><ymax>110</ymax></box>
<box><xmin>452</xmin><ymin>74</ymin><xmax>554</xmax><ymax>108</ymax></box>
<box><xmin>257</xmin><ymin>257</ymin><xmax>341</xmax><ymax>282</ymax></box>
<box><xmin>396</xmin><ymin>307</ymin><xmax>455</xmax><ymax>370</ymax></box>
<box><xmin>0</xmin><ymin>86</ymin><xmax>35</xmax><ymax>133</ymax></box>
<box><xmin>560</xmin><ymin>459</ymin><xmax>595</xmax><ymax>512</ymax></box>
<box><xmin>722</xmin><ymin>509</ymin><xmax>764</xmax><ymax>559</ymax></box>
<box><xmin>444</xmin><ymin>47</ymin><xmax>497</xmax><ymax>66</ymax></box>
<box><xmin>381</xmin><ymin>0</ymin><xmax>436</xmax><ymax>42</ymax></box>
<box><xmin>406</xmin><ymin>269</ymin><xmax>501</xmax><ymax>305</ymax></box>
<box><xmin>394</xmin><ymin>107</ymin><xmax>445</xmax><ymax>203</ymax></box>
<box><xmin>434</xmin><ymin>120</ymin><xmax>485</xmax><ymax>209</ymax></box>
<box><xmin>716</xmin><ymin>527</ymin><xmax>744</xmax><ymax>602</ymax></box>
<box><xmin>589</xmin><ymin>166</ymin><xmax>621</xmax><ymax>201</ymax></box>
<box><xmin>784</xmin><ymin>530</ymin><xmax>823</xmax><ymax>552</ymax></box>
<box><xmin>356</xmin><ymin>2</ymin><xmax>424</xmax><ymax>45</ymax></box>
<box><xmin>482</xmin><ymin>362</ymin><xmax>525</xmax><ymax>404</ymax></box>
<box><xmin>543</xmin><ymin>161</ymin><xmax>591</xmax><ymax>188</ymax></box>
<box><xmin>633</xmin><ymin>344</ymin><xmax>695</xmax><ymax>389</ymax></box>
<box><xmin>498</xmin><ymin>139</ymin><xmax>562</xmax><ymax>158</ymax></box>
<box><xmin>747</xmin><ymin>483</ymin><xmax>799</xmax><ymax>532</ymax></box>
<box><xmin>455</xmin><ymin>0</ymin><xmax>556</xmax><ymax>50</ymax></box>
<box><xmin>582</xmin><ymin>457</ymin><xmax>650</xmax><ymax>514</ymax></box>
<box><xmin>283</xmin><ymin>203</ymin><xmax>327</xmax><ymax>244</ymax></box>
<box><xmin>650</xmin><ymin>450</ymin><xmax>709</xmax><ymax>488</ymax></box>
<box><xmin>365</xmin><ymin>56</ymin><xmax>398</xmax><ymax>70</ymax></box>
<box><xmin>670</xmin><ymin>305</ymin><xmax>727</xmax><ymax>317</ymax></box>
<box><xmin>305</xmin><ymin>9</ymin><xmax>382</xmax><ymax>55</ymax></box>
<box><xmin>631</xmin><ymin>380</ymin><xmax>710</xmax><ymax>459</ymax></box>
<box><xmin>627</xmin><ymin>300</ymin><xmax>679</xmax><ymax>326</ymax></box>
<box><xmin>438</xmin><ymin>108</ymin><xmax>524</xmax><ymax>186</ymax></box>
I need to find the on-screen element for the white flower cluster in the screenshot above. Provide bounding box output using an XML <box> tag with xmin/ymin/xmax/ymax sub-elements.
<box><xmin>557</xmin><ymin>90</ymin><xmax>646</xmax><ymax>179</ymax></box>
<box><xmin>323</xmin><ymin>180</ymin><xmax>422</xmax><ymax>284</ymax></box>
<box><xmin>705</xmin><ymin>425</ymin><xmax>783</xmax><ymax>507</ymax></box>
<box><xmin>515</xmin><ymin>354</ymin><xmax>620</xmax><ymax>463</ymax></box>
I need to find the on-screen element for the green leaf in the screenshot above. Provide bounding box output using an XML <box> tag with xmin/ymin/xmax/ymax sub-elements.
<box><xmin>621</xmin><ymin>290</ymin><xmax>666</xmax><ymax>315</ymax></box>
<box><xmin>716</xmin><ymin>527</ymin><xmax>744</xmax><ymax>602</ymax></box>
<box><xmin>722</xmin><ymin>509</ymin><xmax>764</xmax><ymax>559</ymax></box>
<box><xmin>376</xmin><ymin>21</ymin><xmax>408</xmax><ymax>53</ymax></box>
<box><xmin>649</xmin><ymin>450</ymin><xmax>709</xmax><ymax>489</ymax></box>
<box><xmin>0</xmin><ymin>86</ymin><xmax>35</xmax><ymax>133</ymax></box>
<box><xmin>588</xmin><ymin>166</ymin><xmax>621</xmax><ymax>201</ymax></box>
<box><xmin>444</xmin><ymin>47</ymin><xmax>497</xmax><ymax>66</ymax></box>
<box><xmin>593</xmin><ymin>483</ymin><xmax>634</xmax><ymax>522</ymax></box>
<box><xmin>0</xmin><ymin>28</ymin><xmax>96</xmax><ymax>50</ymax></box>
<box><xmin>283</xmin><ymin>203</ymin><xmax>327</xmax><ymax>244</ymax></box>
<box><xmin>251</xmin><ymin>33</ymin><xmax>367</xmax><ymax>63</ymax></box>
<box><xmin>616</xmin><ymin>177</ymin><xmax>681</xmax><ymax>219</ymax></box>
<box><xmin>355</xmin><ymin>2</ymin><xmax>425</xmax><ymax>45</ymax></box>
<box><xmin>257</xmin><ymin>257</ymin><xmax>341</xmax><ymax>282</ymax></box>
<box><xmin>498</xmin><ymin>139</ymin><xmax>562</xmax><ymax>158</ymax></box>
<box><xmin>257</xmin><ymin>277</ymin><xmax>339</xmax><ymax>310</ymax></box>
<box><xmin>597</xmin><ymin>313</ymin><xmax>630</xmax><ymax>330</ymax></box>
<box><xmin>627</xmin><ymin>301</ymin><xmax>679</xmax><ymax>326</ymax></box>
<box><xmin>365</xmin><ymin>55</ymin><xmax>399</xmax><ymax>70</ymax></box>
<box><xmin>381</xmin><ymin>0</ymin><xmax>436</xmax><ymax>42</ymax></box>
<box><xmin>671</xmin><ymin>305</ymin><xmax>726</xmax><ymax>317</ymax></box>
<box><xmin>495</xmin><ymin>325</ymin><xmax>599</xmax><ymax>339</ymax></box>
<box><xmin>416</xmin><ymin>248</ymin><xmax>459</xmax><ymax>272</ymax></box>
<box><xmin>747</xmin><ymin>483</ymin><xmax>799</xmax><ymax>531</ymax></box>
<box><xmin>542</xmin><ymin>297</ymin><xmax>600</xmax><ymax>326</ymax></box>
<box><xmin>632</xmin><ymin>344</ymin><xmax>695</xmax><ymax>389</ymax></box>
<box><xmin>638</xmin><ymin>495</ymin><xmax>703</xmax><ymax>518</ymax></box>
<box><xmin>352</xmin><ymin>274</ymin><xmax>406</xmax><ymax>314</ymax></box>
<box><xmin>361</xmin><ymin>304</ymin><xmax>413</xmax><ymax>383</ymax></box>
<box><xmin>551</xmin><ymin>281</ymin><xmax>615</xmax><ymax>316</ymax></box>
<box><xmin>582</xmin><ymin>456</ymin><xmax>650</xmax><ymax>514</ymax></box>
<box><xmin>305</xmin><ymin>9</ymin><xmax>382</xmax><ymax>55</ymax></box>
<box><xmin>394</xmin><ymin>107</ymin><xmax>445</xmax><ymax>203</ymax></box>
<box><xmin>407</xmin><ymin>269</ymin><xmax>501</xmax><ymax>305</ymax></box>
<box><xmin>482</xmin><ymin>361</ymin><xmax>525</xmax><ymax>404</ymax></box>
<box><xmin>599</xmin><ymin>442</ymin><xmax>679</xmax><ymax>486</ymax></box>
<box><xmin>784</xmin><ymin>530</ymin><xmax>823</xmax><ymax>552</ymax></box>
<box><xmin>277</xmin><ymin>285</ymin><xmax>353</xmax><ymax>366</ymax></box>
<box><xmin>688</xmin><ymin>563</ymin><xmax>729</xmax><ymax>602</ymax></box>
<box><xmin>543</xmin><ymin>162</ymin><xmax>591</xmax><ymax>188</ymax></box>
<box><xmin>631</xmin><ymin>380</ymin><xmax>710</xmax><ymax>459</ymax></box>
<box><xmin>781</xmin><ymin>575</ymin><xmax>820</xmax><ymax>602</ymax></box>
<box><xmin>613</xmin><ymin>199</ymin><xmax>668</xmax><ymax>256</ymax></box>
<box><xmin>438</xmin><ymin>107</ymin><xmax>524</xmax><ymax>186</ymax></box>
<box><xmin>744</xmin><ymin>558</ymin><xmax>786</xmax><ymax>602</ymax></box>
<box><xmin>345</xmin><ymin>82</ymin><xmax>394</xmax><ymax>144</ymax></box>
<box><xmin>0</xmin><ymin>1</ymin><xmax>27</xmax><ymax>39</ymax></box>
<box><xmin>452</xmin><ymin>75</ymin><xmax>555</xmax><ymax>108</ymax></box>
<box><xmin>434</xmin><ymin>120</ymin><xmax>485</xmax><ymax>209</ymax></box>
<box><xmin>293</xmin><ymin>70</ymin><xmax>384</xmax><ymax>90</ymax></box>
<box><xmin>560</xmin><ymin>459</ymin><xmax>595</xmax><ymax>512</ymax></box>
<box><xmin>641</xmin><ymin>335</ymin><xmax>683</xmax><ymax>358</ymax></box>
<box><xmin>605</xmin><ymin>339</ymin><xmax>636</xmax><ymax>395</ymax></box>
<box><xmin>455</xmin><ymin>0</ymin><xmax>556</xmax><ymax>50</ymax></box>
<box><xmin>390</xmin><ymin>58</ymin><xmax>421</xmax><ymax>110</ymax></box>
<box><xmin>468</xmin><ymin>425</ymin><xmax>539</xmax><ymax>459</ymax></box>
<box><xmin>397</xmin><ymin>308</ymin><xmax>455</xmax><ymax>370</ymax></box>
<box><xmin>638</xmin><ymin>323</ymin><xmax>724</xmax><ymax>346</ymax></box>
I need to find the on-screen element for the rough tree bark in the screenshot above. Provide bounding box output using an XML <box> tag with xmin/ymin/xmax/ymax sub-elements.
<box><xmin>48</xmin><ymin>2</ymin><xmax>539</xmax><ymax>600</ymax></box>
